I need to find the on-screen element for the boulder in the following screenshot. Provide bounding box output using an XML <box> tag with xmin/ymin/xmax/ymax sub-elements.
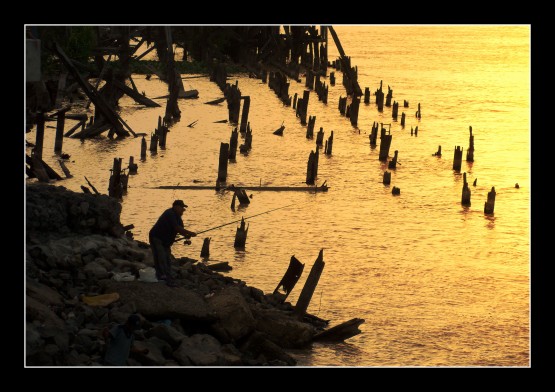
<box><xmin>207</xmin><ymin>286</ymin><xmax>256</xmax><ymax>343</ymax></box>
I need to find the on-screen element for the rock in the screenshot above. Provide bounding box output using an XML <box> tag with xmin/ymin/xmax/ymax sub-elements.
<box><xmin>207</xmin><ymin>286</ymin><xmax>256</xmax><ymax>343</ymax></box>
<box><xmin>26</xmin><ymin>279</ymin><xmax>63</xmax><ymax>307</ymax></box>
<box><xmin>26</xmin><ymin>296</ymin><xmax>65</xmax><ymax>329</ymax></box>
<box><xmin>83</xmin><ymin>262</ymin><xmax>109</xmax><ymax>279</ymax></box>
<box><xmin>26</xmin><ymin>323</ymin><xmax>44</xmax><ymax>356</ymax></box>
<box><xmin>173</xmin><ymin>334</ymin><xmax>242</xmax><ymax>366</ymax></box>
<box><xmin>251</xmin><ymin>306</ymin><xmax>315</xmax><ymax>348</ymax></box>
<box><xmin>146</xmin><ymin>324</ymin><xmax>186</xmax><ymax>348</ymax></box>
<box><xmin>131</xmin><ymin>338</ymin><xmax>169</xmax><ymax>366</ymax></box>
<box><xmin>239</xmin><ymin>331</ymin><xmax>296</xmax><ymax>366</ymax></box>
<box><xmin>100</xmin><ymin>280</ymin><xmax>216</xmax><ymax>321</ymax></box>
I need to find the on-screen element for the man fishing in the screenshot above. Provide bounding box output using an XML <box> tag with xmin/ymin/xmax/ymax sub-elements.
<box><xmin>149</xmin><ymin>200</ymin><xmax>197</xmax><ymax>287</ymax></box>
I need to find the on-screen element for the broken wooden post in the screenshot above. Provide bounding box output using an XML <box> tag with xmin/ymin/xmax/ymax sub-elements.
<box><xmin>404</xmin><ymin>100</ymin><xmax>409</xmax><ymax>108</ymax></box>
<box><xmin>379</xmin><ymin>133</ymin><xmax>392</xmax><ymax>161</ymax></box>
<box><xmin>383</xmin><ymin>171</ymin><xmax>391</xmax><ymax>185</ymax></box>
<box><xmin>108</xmin><ymin>157</ymin><xmax>123</xmax><ymax>199</ymax></box>
<box><xmin>414</xmin><ymin>125</ymin><xmax>418</xmax><ymax>136</ymax></box>
<box><xmin>316</xmin><ymin>127</ymin><xmax>324</xmax><ymax>146</ymax></box>
<box><xmin>466</xmin><ymin>126</ymin><xmax>474</xmax><ymax>162</ymax></box>
<box><xmin>388</xmin><ymin>150</ymin><xmax>399</xmax><ymax>169</ymax></box>
<box><xmin>325</xmin><ymin>131</ymin><xmax>334</xmax><ymax>155</ymax></box>
<box><xmin>231</xmin><ymin>192</ymin><xmax>236</xmax><ymax>211</ymax></box>
<box><xmin>473</xmin><ymin>178</ymin><xmax>477</xmax><ymax>186</ymax></box>
<box><xmin>306</xmin><ymin>150</ymin><xmax>316</xmax><ymax>185</ymax></box>
<box><xmin>239</xmin><ymin>96</ymin><xmax>250</xmax><ymax>133</ymax></box>
<box><xmin>121</xmin><ymin>172</ymin><xmax>128</xmax><ymax>194</ymax></box>
<box><xmin>461</xmin><ymin>172</ymin><xmax>471</xmax><ymax>206</ymax></box>
<box><xmin>30</xmin><ymin>155</ymin><xmax>50</xmax><ymax>182</ymax></box>
<box><xmin>433</xmin><ymin>145</ymin><xmax>442</xmax><ymax>157</ymax></box>
<box><xmin>54</xmin><ymin>107</ymin><xmax>69</xmax><ymax>154</ymax></box>
<box><xmin>84</xmin><ymin>176</ymin><xmax>100</xmax><ymax>195</ymax></box>
<box><xmin>364</xmin><ymin>87</ymin><xmax>370</xmax><ymax>104</ymax></box>
<box><xmin>200</xmin><ymin>237</ymin><xmax>211</xmax><ymax>259</ymax></box>
<box><xmin>149</xmin><ymin>133</ymin><xmax>158</xmax><ymax>153</ymax></box>
<box><xmin>81</xmin><ymin>186</ymin><xmax>92</xmax><ymax>194</ymax></box>
<box><xmin>453</xmin><ymin>146</ymin><xmax>463</xmax><ymax>172</ymax></box>
<box><xmin>218</xmin><ymin>142</ymin><xmax>229</xmax><ymax>182</ymax></box>
<box><xmin>329</xmin><ymin>71</ymin><xmax>335</xmax><ymax>85</ymax></box>
<box><xmin>349</xmin><ymin>96</ymin><xmax>360</xmax><ymax>126</ymax></box>
<box><xmin>234</xmin><ymin>188</ymin><xmax>251</xmax><ymax>205</ymax></box>
<box><xmin>234</xmin><ymin>217</ymin><xmax>249</xmax><ymax>248</ymax></box>
<box><xmin>140</xmin><ymin>135</ymin><xmax>147</xmax><ymax>160</ymax></box>
<box><xmin>292</xmin><ymin>93</ymin><xmax>298</xmax><ymax>109</ymax></box>
<box><xmin>306</xmin><ymin>115</ymin><xmax>316</xmax><ymax>139</ymax></box>
<box><xmin>484</xmin><ymin>187</ymin><xmax>496</xmax><ymax>214</ymax></box>
<box><xmin>392</xmin><ymin>101</ymin><xmax>399</xmax><ymax>120</ymax></box>
<box><xmin>313</xmin><ymin>318</ymin><xmax>365</xmax><ymax>342</ymax></box>
<box><xmin>128</xmin><ymin>156</ymin><xmax>138</xmax><ymax>174</ymax></box>
<box><xmin>300</xmin><ymin>90</ymin><xmax>310</xmax><ymax>125</ymax></box>
<box><xmin>385</xmin><ymin>85</ymin><xmax>393</xmax><ymax>107</ymax></box>
<box><xmin>273</xmin><ymin>255</ymin><xmax>305</xmax><ymax>303</ymax></box>
<box><xmin>34</xmin><ymin>111</ymin><xmax>45</xmax><ymax>160</ymax></box>
<box><xmin>57</xmin><ymin>160</ymin><xmax>71</xmax><ymax>178</ymax></box>
<box><xmin>392</xmin><ymin>186</ymin><xmax>400</xmax><ymax>195</ymax></box>
<box><xmin>338</xmin><ymin>96</ymin><xmax>347</xmax><ymax>115</ymax></box>
<box><xmin>294</xmin><ymin>249</ymin><xmax>325</xmax><ymax>320</ymax></box>
<box><xmin>400</xmin><ymin>112</ymin><xmax>406</xmax><ymax>128</ymax></box>
<box><xmin>415</xmin><ymin>102</ymin><xmax>421</xmax><ymax>119</ymax></box>
<box><xmin>229</xmin><ymin>128</ymin><xmax>238</xmax><ymax>160</ymax></box>
<box><xmin>369</xmin><ymin>122</ymin><xmax>378</xmax><ymax>146</ymax></box>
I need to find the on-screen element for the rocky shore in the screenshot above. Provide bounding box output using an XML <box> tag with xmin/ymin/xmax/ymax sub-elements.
<box><xmin>25</xmin><ymin>183</ymin><xmax>328</xmax><ymax>366</ymax></box>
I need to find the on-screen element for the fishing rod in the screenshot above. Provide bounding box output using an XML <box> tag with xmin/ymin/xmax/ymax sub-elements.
<box><xmin>174</xmin><ymin>202</ymin><xmax>296</xmax><ymax>243</ymax></box>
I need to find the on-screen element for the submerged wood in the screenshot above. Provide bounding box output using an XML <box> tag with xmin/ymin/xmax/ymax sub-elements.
<box><xmin>294</xmin><ymin>249</ymin><xmax>325</xmax><ymax>320</ymax></box>
<box><xmin>312</xmin><ymin>318</ymin><xmax>365</xmax><ymax>342</ymax></box>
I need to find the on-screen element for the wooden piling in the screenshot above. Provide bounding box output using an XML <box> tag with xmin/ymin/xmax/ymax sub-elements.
<box><xmin>433</xmin><ymin>145</ymin><xmax>442</xmax><ymax>157</ymax></box>
<box><xmin>231</xmin><ymin>192</ymin><xmax>236</xmax><ymax>211</ymax></box>
<box><xmin>108</xmin><ymin>157</ymin><xmax>123</xmax><ymax>199</ymax></box>
<box><xmin>306</xmin><ymin>115</ymin><xmax>316</xmax><ymax>139</ymax></box>
<box><xmin>416</xmin><ymin>103</ymin><xmax>421</xmax><ymax>119</ymax></box>
<box><xmin>218</xmin><ymin>142</ymin><xmax>229</xmax><ymax>182</ymax></box>
<box><xmin>306</xmin><ymin>150</ymin><xmax>316</xmax><ymax>185</ymax></box>
<box><xmin>300</xmin><ymin>90</ymin><xmax>310</xmax><ymax>125</ymax></box>
<box><xmin>466</xmin><ymin>126</ymin><xmax>474</xmax><ymax>162</ymax></box>
<box><xmin>325</xmin><ymin>131</ymin><xmax>334</xmax><ymax>155</ymax></box>
<box><xmin>473</xmin><ymin>178</ymin><xmax>477</xmax><ymax>186</ymax></box>
<box><xmin>385</xmin><ymin>85</ymin><xmax>393</xmax><ymax>107</ymax></box>
<box><xmin>392</xmin><ymin>186</ymin><xmax>400</xmax><ymax>195</ymax></box>
<box><xmin>234</xmin><ymin>188</ymin><xmax>251</xmax><ymax>205</ymax></box>
<box><xmin>379</xmin><ymin>134</ymin><xmax>392</xmax><ymax>161</ymax></box>
<box><xmin>388</xmin><ymin>150</ymin><xmax>398</xmax><ymax>169</ymax></box>
<box><xmin>383</xmin><ymin>171</ymin><xmax>391</xmax><ymax>185</ymax></box>
<box><xmin>364</xmin><ymin>87</ymin><xmax>370</xmax><ymax>104</ymax></box>
<box><xmin>316</xmin><ymin>127</ymin><xmax>324</xmax><ymax>146</ymax></box>
<box><xmin>453</xmin><ymin>146</ymin><xmax>463</xmax><ymax>172</ymax></box>
<box><xmin>369</xmin><ymin>122</ymin><xmax>378</xmax><ymax>146</ymax></box>
<box><xmin>140</xmin><ymin>135</ymin><xmax>147</xmax><ymax>160</ymax></box>
<box><xmin>273</xmin><ymin>256</ymin><xmax>305</xmax><ymax>302</ymax></box>
<box><xmin>461</xmin><ymin>172</ymin><xmax>471</xmax><ymax>206</ymax></box>
<box><xmin>54</xmin><ymin>108</ymin><xmax>69</xmax><ymax>154</ymax></box>
<box><xmin>149</xmin><ymin>133</ymin><xmax>158</xmax><ymax>153</ymax></box>
<box><xmin>484</xmin><ymin>187</ymin><xmax>496</xmax><ymax>214</ymax></box>
<box><xmin>414</xmin><ymin>126</ymin><xmax>418</xmax><ymax>136</ymax></box>
<box><xmin>293</xmin><ymin>93</ymin><xmax>298</xmax><ymax>109</ymax></box>
<box><xmin>200</xmin><ymin>237</ymin><xmax>211</xmax><ymax>258</ymax></box>
<box><xmin>234</xmin><ymin>217</ymin><xmax>249</xmax><ymax>248</ymax></box>
<box><xmin>349</xmin><ymin>96</ymin><xmax>360</xmax><ymax>126</ymax></box>
<box><xmin>239</xmin><ymin>96</ymin><xmax>250</xmax><ymax>133</ymax></box>
<box><xmin>34</xmin><ymin>111</ymin><xmax>45</xmax><ymax>160</ymax></box>
<box><xmin>400</xmin><ymin>112</ymin><xmax>406</xmax><ymax>128</ymax></box>
<box><xmin>392</xmin><ymin>101</ymin><xmax>399</xmax><ymax>120</ymax></box>
<box><xmin>404</xmin><ymin>100</ymin><xmax>409</xmax><ymax>108</ymax></box>
<box><xmin>294</xmin><ymin>249</ymin><xmax>325</xmax><ymax>320</ymax></box>
<box><xmin>329</xmin><ymin>72</ymin><xmax>335</xmax><ymax>85</ymax></box>
<box><xmin>128</xmin><ymin>156</ymin><xmax>138</xmax><ymax>174</ymax></box>
<box><xmin>229</xmin><ymin>128</ymin><xmax>238</xmax><ymax>160</ymax></box>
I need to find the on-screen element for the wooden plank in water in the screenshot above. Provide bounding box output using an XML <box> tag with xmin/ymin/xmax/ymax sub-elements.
<box><xmin>312</xmin><ymin>318</ymin><xmax>365</xmax><ymax>342</ymax></box>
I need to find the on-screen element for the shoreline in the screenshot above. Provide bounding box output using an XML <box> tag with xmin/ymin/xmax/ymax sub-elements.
<box><xmin>25</xmin><ymin>183</ymin><xmax>329</xmax><ymax>366</ymax></box>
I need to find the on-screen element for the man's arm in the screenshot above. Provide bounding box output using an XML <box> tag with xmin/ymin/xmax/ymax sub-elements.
<box><xmin>176</xmin><ymin>226</ymin><xmax>197</xmax><ymax>238</ymax></box>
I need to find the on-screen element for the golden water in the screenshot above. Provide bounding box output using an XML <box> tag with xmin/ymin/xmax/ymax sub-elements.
<box><xmin>25</xmin><ymin>25</ymin><xmax>530</xmax><ymax>366</ymax></box>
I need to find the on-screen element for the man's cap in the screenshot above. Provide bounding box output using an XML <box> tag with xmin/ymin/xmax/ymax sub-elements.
<box><xmin>127</xmin><ymin>314</ymin><xmax>141</xmax><ymax>328</ymax></box>
<box><xmin>173</xmin><ymin>200</ymin><xmax>188</xmax><ymax>208</ymax></box>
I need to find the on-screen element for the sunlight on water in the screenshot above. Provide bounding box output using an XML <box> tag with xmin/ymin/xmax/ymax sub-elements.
<box><xmin>26</xmin><ymin>25</ymin><xmax>530</xmax><ymax>366</ymax></box>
